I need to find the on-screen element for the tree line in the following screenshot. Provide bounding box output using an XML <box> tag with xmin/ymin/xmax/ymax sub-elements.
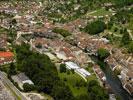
<box><xmin>13</xmin><ymin>43</ymin><xmax>109</xmax><ymax>100</ymax></box>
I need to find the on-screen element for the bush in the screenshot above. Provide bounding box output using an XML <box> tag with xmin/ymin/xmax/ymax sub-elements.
<box><xmin>15</xmin><ymin>44</ymin><xmax>75</xmax><ymax>100</ymax></box>
<box><xmin>35</xmin><ymin>43</ymin><xmax>42</xmax><ymax>48</ymax></box>
<box><xmin>97</xmin><ymin>48</ymin><xmax>110</xmax><ymax>60</ymax></box>
<box><xmin>52</xmin><ymin>27</ymin><xmax>71</xmax><ymax>37</ymax></box>
<box><xmin>23</xmin><ymin>83</ymin><xmax>36</xmax><ymax>92</ymax></box>
<box><xmin>60</xmin><ymin>64</ymin><xmax>67</xmax><ymax>73</ymax></box>
<box><xmin>84</xmin><ymin>20</ymin><xmax>106</xmax><ymax>35</ymax></box>
<box><xmin>87</xmin><ymin>80</ymin><xmax>109</xmax><ymax>100</ymax></box>
<box><xmin>63</xmin><ymin>78</ymin><xmax>67</xmax><ymax>82</ymax></box>
<box><xmin>67</xmin><ymin>70</ymin><xmax>70</xmax><ymax>75</ymax></box>
<box><xmin>128</xmin><ymin>41</ymin><xmax>133</xmax><ymax>53</ymax></box>
<box><xmin>71</xmin><ymin>69</ymin><xmax>75</xmax><ymax>74</ymax></box>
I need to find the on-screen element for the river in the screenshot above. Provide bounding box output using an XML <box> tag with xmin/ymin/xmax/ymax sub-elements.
<box><xmin>90</xmin><ymin>55</ymin><xmax>132</xmax><ymax>100</ymax></box>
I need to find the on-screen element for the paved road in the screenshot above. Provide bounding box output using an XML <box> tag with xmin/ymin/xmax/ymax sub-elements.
<box><xmin>0</xmin><ymin>71</ymin><xmax>27</xmax><ymax>100</ymax></box>
<box><xmin>127</xmin><ymin>29</ymin><xmax>133</xmax><ymax>40</ymax></box>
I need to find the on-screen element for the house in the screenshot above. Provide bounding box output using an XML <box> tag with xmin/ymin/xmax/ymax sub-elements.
<box><xmin>75</xmin><ymin>68</ymin><xmax>91</xmax><ymax>77</ymax></box>
<box><xmin>123</xmin><ymin>83</ymin><xmax>133</xmax><ymax>96</ymax></box>
<box><xmin>65</xmin><ymin>61</ymin><xmax>80</xmax><ymax>69</ymax></box>
<box><xmin>74</xmin><ymin>32</ymin><xmax>112</xmax><ymax>56</ymax></box>
<box><xmin>121</xmin><ymin>69</ymin><xmax>133</xmax><ymax>83</ymax></box>
<box><xmin>105</xmin><ymin>56</ymin><xmax>119</xmax><ymax>71</ymax></box>
<box><xmin>17</xmin><ymin>73</ymin><xmax>34</xmax><ymax>85</ymax></box>
<box><xmin>93</xmin><ymin>65</ymin><xmax>106</xmax><ymax>84</ymax></box>
<box><xmin>0</xmin><ymin>35</ymin><xmax>7</xmax><ymax>49</ymax></box>
<box><xmin>120</xmin><ymin>69</ymin><xmax>133</xmax><ymax>96</ymax></box>
<box><xmin>0</xmin><ymin>8</ymin><xmax>17</xmax><ymax>14</ymax></box>
<box><xmin>65</xmin><ymin>61</ymin><xmax>91</xmax><ymax>81</ymax></box>
<box><xmin>12</xmin><ymin>73</ymin><xmax>34</xmax><ymax>89</ymax></box>
<box><xmin>0</xmin><ymin>52</ymin><xmax>15</xmax><ymax>65</ymax></box>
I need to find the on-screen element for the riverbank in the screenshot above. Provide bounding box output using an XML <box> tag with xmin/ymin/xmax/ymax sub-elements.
<box><xmin>90</xmin><ymin>55</ymin><xmax>132</xmax><ymax>100</ymax></box>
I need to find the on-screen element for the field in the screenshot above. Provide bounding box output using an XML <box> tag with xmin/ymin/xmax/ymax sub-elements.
<box><xmin>90</xmin><ymin>8</ymin><xmax>112</xmax><ymax>16</ymax></box>
<box><xmin>58</xmin><ymin>72</ymin><xmax>87</xmax><ymax>96</ymax></box>
<box><xmin>0</xmin><ymin>26</ymin><xmax>8</xmax><ymax>33</ymax></box>
<box><xmin>58</xmin><ymin>70</ymin><xmax>97</xmax><ymax>97</ymax></box>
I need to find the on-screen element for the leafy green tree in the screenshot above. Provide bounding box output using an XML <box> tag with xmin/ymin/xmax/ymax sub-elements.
<box><xmin>23</xmin><ymin>83</ymin><xmax>36</xmax><ymax>92</ymax></box>
<box><xmin>97</xmin><ymin>48</ymin><xmax>110</xmax><ymax>60</ymax></box>
<box><xmin>111</xmin><ymin>10</ymin><xmax>130</xmax><ymax>24</ymax></box>
<box><xmin>8</xmin><ymin>63</ymin><xmax>17</xmax><ymax>75</ymax></box>
<box><xmin>84</xmin><ymin>20</ymin><xmax>106</xmax><ymax>35</ymax></box>
<box><xmin>35</xmin><ymin>43</ymin><xmax>42</xmax><ymax>48</ymax></box>
<box><xmin>121</xmin><ymin>30</ymin><xmax>131</xmax><ymax>45</ymax></box>
<box><xmin>15</xmin><ymin>44</ymin><xmax>74</xmax><ymax>99</ymax></box>
<box><xmin>114</xmin><ymin>0</ymin><xmax>133</xmax><ymax>8</ymax></box>
<box><xmin>60</xmin><ymin>64</ymin><xmax>67</xmax><ymax>73</ymax></box>
<box><xmin>71</xmin><ymin>69</ymin><xmax>75</xmax><ymax>74</ymax></box>
<box><xmin>107</xmin><ymin>21</ymin><xmax>113</xmax><ymax>29</ymax></box>
<box><xmin>67</xmin><ymin>70</ymin><xmax>70</xmax><ymax>75</ymax></box>
<box><xmin>87</xmin><ymin>80</ymin><xmax>109</xmax><ymax>100</ymax></box>
<box><xmin>128</xmin><ymin>41</ymin><xmax>133</xmax><ymax>54</ymax></box>
<box><xmin>52</xmin><ymin>27</ymin><xmax>71</xmax><ymax>37</ymax></box>
<box><xmin>11</xmin><ymin>19</ymin><xmax>17</xmax><ymax>25</ymax></box>
<box><xmin>76</xmin><ymin>95</ymin><xmax>90</xmax><ymax>100</ymax></box>
<box><xmin>51</xmin><ymin>82</ymin><xmax>74</xmax><ymax>100</ymax></box>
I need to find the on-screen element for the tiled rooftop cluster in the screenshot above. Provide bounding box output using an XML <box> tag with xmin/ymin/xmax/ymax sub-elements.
<box><xmin>72</xmin><ymin>32</ymin><xmax>133</xmax><ymax>95</ymax></box>
<box><xmin>106</xmin><ymin>49</ymin><xmax>133</xmax><ymax>95</ymax></box>
<box><xmin>0</xmin><ymin>34</ymin><xmax>7</xmax><ymax>49</ymax></box>
<box><xmin>93</xmin><ymin>65</ymin><xmax>112</xmax><ymax>92</ymax></box>
<box><xmin>0</xmin><ymin>52</ymin><xmax>15</xmax><ymax>65</ymax></box>
<box><xmin>73</xmin><ymin>32</ymin><xmax>112</xmax><ymax>54</ymax></box>
<box><xmin>33</xmin><ymin>38</ymin><xmax>92</xmax><ymax>66</ymax></box>
<box><xmin>0</xmin><ymin>1</ymin><xmax>132</xmax><ymax>96</ymax></box>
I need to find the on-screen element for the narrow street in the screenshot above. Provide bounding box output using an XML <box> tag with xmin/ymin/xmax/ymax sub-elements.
<box><xmin>127</xmin><ymin>29</ymin><xmax>133</xmax><ymax>40</ymax></box>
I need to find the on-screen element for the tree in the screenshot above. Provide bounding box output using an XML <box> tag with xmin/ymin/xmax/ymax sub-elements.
<box><xmin>88</xmin><ymin>80</ymin><xmax>98</xmax><ymax>88</ymax></box>
<box><xmin>51</xmin><ymin>81</ymin><xmax>74</xmax><ymax>100</ymax></box>
<box><xmin>121</xmin><ymin>30</ymin><xmax>131</xmax><ymax>45</ymax></box>
<box><xmin>112</xmin><ymin>10</ymin><xmax>130</xmax><ymax>24</ymax></box>
<box><xmin>84</xmin><ymin>20</ymin><xmax>106</xmax><ymax>35</ymax></box>
<box><xmin>60</xmin><ymin>64</ymin><xmax>67</xmax><ymax>73</ymax></box>
<box><xmin>107</xmin><ymin>21</ymin><xmax>113</xmax><ymax>29</ymax></box>
<box><xmin>11</xmin><ymin>19</ymin><xmax>17</xmax><ymax>25</ymax></box>
<box><xmin>71</xmin><ymin>69</ymin><xmax>75</xmax><ymax>74</ymax></box>
<box><xmin>23</xmin><ymin>83</ymin><xmax>36</xmax><ymax>92</ymax></box>
<box><xmin>52</xmin><ymin>27</ymin><xmax>71</xmax><ymax>37</ymax></box>
<box><xmin>114</xmin><ymin>27</ymin><xmax>118</xmax><ymax>32</ymax></box>
<box><xmin>128</xmin><ymin>41</ymin><xmax>133</xmax><ymax>54</ymax></box>
<box><xmin>97</xmin><ymin>48</ymin><xmax>110</xmax><ymax>60</ymax></box>
<box><xmin>76</xmin><ymin>95</ymin><xmax>90</xmax><ymax>100</ymax></box>
<box><xmin>87</xmin><ymin>80</ymin><xmax>109</xmax><ymax>100</ymax></box>
<box><xmin>15</xmin><ymin>44</ymin><xmax>75</xmax><ymax>99</ymax></box>
<box><xmin>67</xmin><ymin>70</ymin><xmax>70</xmax><ymax>75</ymax></box>
<box><xmin>114</xmin><ymin>0</ymin><xmax>133</xmax><ymax>8</ymax></box>
<box><xmin>35</xmin><ymin>43</ymin><xmax>42</xmax><ymax>48</ymax></box>
<box><xmin>8</xmin><ymin>63</ymin><xmax>17</xmax><ymax>75</ymax></box>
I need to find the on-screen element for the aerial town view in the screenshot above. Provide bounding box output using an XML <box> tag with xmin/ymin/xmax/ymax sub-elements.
<box><xmin>0</xmin><ymin>0</ymin><xmax>133</xmax><ymax>100</ymax></box>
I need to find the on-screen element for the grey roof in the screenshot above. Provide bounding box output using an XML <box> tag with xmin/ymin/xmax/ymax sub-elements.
<box><xmin>17</xmin><ymin>73</ymin><xmax>30</xmax><ymax>81</ymax></box>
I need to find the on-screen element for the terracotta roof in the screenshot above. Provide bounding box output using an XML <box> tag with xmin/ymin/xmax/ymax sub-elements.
<box><xmin>125</xmin><ymin>83</ymin><xmax>133</xmax><ymax>95</ymax></box>
<box><xmin>0</xmin><ymin>52</ymin><xmax>14</xmax><ymax>58</ymax></box>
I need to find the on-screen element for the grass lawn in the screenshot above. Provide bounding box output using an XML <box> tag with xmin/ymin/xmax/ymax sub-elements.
<box><xmin>0</xmin><ymin>64</ymin><xmax>10</xmax><ymax>73</ymax></box>
<box><xmin>0</xmin><ymin>26</ymin><xmax>8</xmax><ymax>33</ymax></box>
<box><xmin>90</xmin><ymin>8</ymin><xmax>112</xmax><ymax>16</ymax></box>
<box><xmin>41</xmin><ymin>93</ymin><xmax>54</xmax><ymax>100</ymax></box>
<box><xmin>58</xmin><ymin>70</ymin><xmax>97</xmax><ymax>97</ymax></box>
<box><xmin>58</xmin><ymin>72</ymin><xmax>87</xmax><ymax>97</ymax></box>
<box><xmin>86</xmin><ymin>74</ymin><xmax>97</xmax><ymax>82</ymax></box>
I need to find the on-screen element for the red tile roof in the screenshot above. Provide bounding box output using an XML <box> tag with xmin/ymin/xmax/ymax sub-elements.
<box><xmin>0</xmin><ymin>52</ymin><xmax>14</xmax><ymax>58</ymax></box>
